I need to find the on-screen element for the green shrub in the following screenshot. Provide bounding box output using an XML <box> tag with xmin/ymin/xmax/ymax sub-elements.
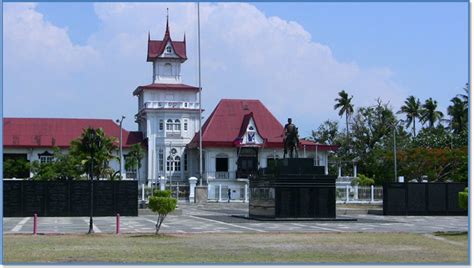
<box><xmin>148</xmin><ymin>190</ymin><xmax>177</xmax><ymax>234</ymax></box>
<box><xmin>458</xmin><ymin>187</ymin><xmax>468</xmax><ymax>210</ymax></box>
<box><xmin>351</xmin><ymin>174</ymin><xmax>375</xmax><ymax>186</ymax></box>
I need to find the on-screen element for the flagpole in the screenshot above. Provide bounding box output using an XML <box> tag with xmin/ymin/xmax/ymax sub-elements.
<box><xmin>197</xmin><ymin>2</ymin><xmax>203</xmax><ymax>186</ymax></box>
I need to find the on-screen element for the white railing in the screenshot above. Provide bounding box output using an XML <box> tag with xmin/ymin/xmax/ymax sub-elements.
<box><xmin>142</xmin><ymin>101</ymin><xmax>199</xmax><ymax>110</ymax></box>
<box><xmin>204</xmin><ymin>171</ymin><xmax>236</xmax><ymax>180</ymax></box>
<box><xmin>336</xmin><ymin>185</ymin><xmax>383</xmax><ymax>204</ymax></box>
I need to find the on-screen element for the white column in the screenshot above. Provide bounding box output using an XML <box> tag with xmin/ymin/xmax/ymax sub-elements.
<box><xmin>345</xmin><ymin>185</ymin><xmax>350</xmax><ymax>203</ymax></box>
<box><xmin>188</xmin><ymin>177</ymin><xmax>198</xmax><ymax>202</ymax></box>
<box><xmin>370</xmin><ymin>185</ymin><xmax>375</xmax><ymax>203</ymax></box>
<box><xmin>353</xmin><ymin>162</ymin><xmax>358</xmax><ymax>178</ymax></box>
<box><xmin>244</xmin><ymin>184</ymin><xmax>248</xmax><ymax>203</ymax></box>
<box><xmin>354</xmin><ymin>185</ymin><xmax>359</xmax><ymax>201</ymax></box>
<box><xmin>218</xmin><ymin>184</ymin><xmax>222</xmax><ymax>202</ymax></box>
<box><xmin>338</xmin><ymin>166</ymin><xmax>342</xmax><ymax>178</ymax></box>
<box><xmin>141</xmin><ymin>184</ymin><xmax>145</xmax><ymax>201</ymax></box>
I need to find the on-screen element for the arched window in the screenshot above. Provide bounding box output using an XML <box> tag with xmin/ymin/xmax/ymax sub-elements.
<box><xmin>166</xmin><ymin>153</ymin><xmax>181</xmax><ymax>171</ymax></box>
<box><xmin>163</xmin><ymin>63</ymin><xmax>172</xmax><ymax>76</ymax></box>
<box><xmin>174</xmin><ymin>119</ymin><xmax>181</xmax><ymax>131</ymax></box>
<box><xmin>166</xmin><ymin>119</ymin><xmax>173</xmax><ymax>131</ymax></box>
<box><xmin>158</xmin><ymin>148</ymin><xmax>164</xmax><ymax>171</ymax></box>
<box><xmin>174</xmin><ymin>156</ymin><xmax>181</xmax><ymax>171</ymax></box>
<box><xmin>166</xmin><ymin>155</ymin><xmax>172</xmax><ymax>171</ymax></box>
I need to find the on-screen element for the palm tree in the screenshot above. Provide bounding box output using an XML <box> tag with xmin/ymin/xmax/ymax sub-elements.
<box><xmin>70</xmin><ymin>128</ymin><xmax>117</xmax><ymax>179</ymax></box>
<box><xmin>457</xmin><ymin>83</ymin><xmax>469</xmax><ymax>104</ymax></box>
<box><xmin>397</xmin><ymin>95</ymin><xmax>421</xmax><ymax>137</ymax></box>
<box><xmin>420</xmin><ymin>98</ymin><xmax>444</xmax><ymax>128</ymax></box>
<box><xmin>448</xmin><ymin>96</ymin><xmax>468</xmax><ymax>134</ymax></box>
<box><xmin>334</xmin><ymin>90</ymin><xmax>354</xmax><ymax>138</ymax></box>
<box><xmin>125</xmin><ymin>143</ymin><xmax>145</xmax><ymax>181</ymax></box>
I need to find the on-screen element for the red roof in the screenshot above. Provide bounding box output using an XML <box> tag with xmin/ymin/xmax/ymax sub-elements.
<box><xmin>147</xmin><ymin>21</ymin><xmax>186</xmax><ymax>62</ymax></box>
<box><xmin>189</xmin><ymin>99</ymin><xmax>337</xmax><ymax>150</ymax></box>
<box><xmin>133</xmin><ymin>83</ymin><xmax>199</xmax><ymax>96</ymax></box>
<box><xmin>3</xmin><ymin>118</ymin><xmax>143</xmax><ymax>149</ymax></box>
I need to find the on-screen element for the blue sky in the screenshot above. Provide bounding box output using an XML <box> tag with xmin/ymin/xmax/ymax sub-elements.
<box><xmin>4</xmin><ymin>2</ymin><xmax>469</xmax><ymax>135</ymax></box>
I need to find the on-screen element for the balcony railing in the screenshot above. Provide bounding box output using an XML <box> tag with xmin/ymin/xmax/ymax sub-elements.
<box><xmin>142</xmin><ymin>101</ymin><xmax>199</xmax><ymax>110</ymax></box>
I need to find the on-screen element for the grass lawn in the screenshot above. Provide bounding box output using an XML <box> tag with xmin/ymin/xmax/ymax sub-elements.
<box><xmin>4</xmin><ymin>232</ymin><xmax>467</xmax><ymax>264</ymax></box>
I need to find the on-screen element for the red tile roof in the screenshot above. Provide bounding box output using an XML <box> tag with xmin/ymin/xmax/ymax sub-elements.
<box><xmin>133</xmin><ymin>83</ymin><xmax>199</xmax><ymax>96</ymax></box>
<box><xmin>3</xmin><ymin>118</ymin><xmax>143</xmax><ymax>149</ymax></box>
<box><xmin>147</xmin><ymin>22</ymin><xmax>186</xmax><ymax>62</ymax></box>
<box><xmin>189</xmin><ymin>99</ymin><xmax>337</xmax><ymax>150</ymax></box>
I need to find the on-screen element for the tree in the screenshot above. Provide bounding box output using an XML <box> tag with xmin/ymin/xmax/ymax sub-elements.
<box><xmin>29</xmin><ymin>148</ymin><xmax>83</xmax><ymax>181</ymax></box>
<box><xmin>125</xmin><ymin>143</ymin><xmax>145</xmax><ymax>180</ymax></box>
<box><xmin>148</xmin><ymin>190</ymin><xmax>177</xmax><ymax>234</ymax></box>
<box><xmin>69</xmin><ymin>128</ymin><xmax>118</xmax><ymax>179</ymax></box>
<box><xmin>447</xmin><ymin>96</ymin><xmax>468</xmax><ymax>134</ymax></box>
<box><xmin>397</xmin><ymin>95</ymin><xmax>421</xmax><ymax>137</ymax></box>
<box><xmin>3</xmin><ymin>157</ymin><xmax>30</xmax><ymax>178</ymax></box>
<box><xmin>334</xmin><ymin>90</ymin><xmax>354</xmax><ymax>138</ymax></box>
<box><xmin>311</xmin><ymin>120</ymin><xmax>340</xmax><ymax>145</ymax></box>
<box><xmin>420</xmin><ymin>98</ymin><xmax>444</xmax><ymax>128</ymax></box>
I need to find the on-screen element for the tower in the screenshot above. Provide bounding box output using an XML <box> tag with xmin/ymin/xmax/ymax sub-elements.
<box><xmin>134</xmin><ymin>17</ymin><xmax>200</xmax><ymax>185</ymax></box>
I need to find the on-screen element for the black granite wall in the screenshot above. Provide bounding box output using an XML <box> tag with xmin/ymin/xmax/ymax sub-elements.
<box><xmin>4</xmin><ymin>180</ymin><xmax>138</xmax><ymax>217</ymax></box>
<box><xmin>383</xmin><ymin>182</ymin><xmax>467</xmax><ymax>216</ymax></box>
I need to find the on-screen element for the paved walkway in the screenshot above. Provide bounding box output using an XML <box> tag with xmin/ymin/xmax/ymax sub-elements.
<box><xmin>3</xmin><ymin>203</ymin><xmax>468</xmax><ymax>234</ymax></box>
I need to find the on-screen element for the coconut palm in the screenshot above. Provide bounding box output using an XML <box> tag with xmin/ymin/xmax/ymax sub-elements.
<box><xmin>334</xmin><ymin>90</ymin><xmax>354</xmax><ymax>137</ymax></box>
<box><xmin>70</xmin><ymin>128</ymin><xmax>117</xmax><ymax>179</ymax></box>
<box><xmin>448</xmin><ymin>96</ymin><xmax>468</xmax><ymax>134</ymax></box>
<box><xmin>457</xmin><ymin>83</ymin><xmax>469</xmax><ymax>104</ymax></box>
<box><xmin>125</xmin><ymin>143</ymin><xmax>145</xmax><ymax>180</ymax></box>
<box><xmin>420</xmin><ymin>98</ymin><xmax>444</xmax><ymax>128</ymax></box>
<box><xmin>397</xmin><ymin>95</ymin><xmax>421</xmax><ymax>137</ymax></box>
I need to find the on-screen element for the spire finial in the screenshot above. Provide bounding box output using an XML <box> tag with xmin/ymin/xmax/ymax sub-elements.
<box><xmin>148</xmin><ymin>31</ymin><xmax>150</xmax><ymax>41</ymax></box>
<box><xmin>165</xmin><ymin>8</ymin><xmax>170</xmax><ymax>34</ymax></box>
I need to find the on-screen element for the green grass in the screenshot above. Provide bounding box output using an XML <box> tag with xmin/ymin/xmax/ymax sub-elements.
<box><xmin>4</xmin><ymin>232</ymin><xmax>468</xmax><ymax>264</ymax></box>
<box><xmin>435</xmin><ymin>231</ymin><xmax>469</xmax><ymax>243</ymax></box>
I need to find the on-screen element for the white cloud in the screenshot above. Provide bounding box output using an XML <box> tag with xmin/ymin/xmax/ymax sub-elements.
<box><xmin>4</xmin><ymin>2</ymin><xmax>407</xmax><ymax>134</ymax></box>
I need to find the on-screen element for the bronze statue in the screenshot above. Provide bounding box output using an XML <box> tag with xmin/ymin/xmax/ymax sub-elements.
<box><xmin>283</xmin><ymin>118</ymin><xmax>299</xmax><ymax>159</ymax></box>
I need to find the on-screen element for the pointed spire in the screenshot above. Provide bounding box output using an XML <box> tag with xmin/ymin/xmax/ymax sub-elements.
<box><xmin>165</xmin><ymin>8</ymin><xmax>170</xmax><ymax>36</ymax></box>
<box><xmin>183</xmin><ymin>32</ymin><xmax>186</xmax><ymax>43</ymax></box>
<box><xmin>148</xmin><ymin>31</ymin><xmax>150</xmax><ymax>41</ymax></box>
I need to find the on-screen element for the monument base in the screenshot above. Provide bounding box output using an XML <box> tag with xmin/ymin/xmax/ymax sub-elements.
<box><xmin>249</xmin><ymin>158</ymin><xmax>336</xmax><ymax>219</ymax></box>
<box><xmin>194</xmin><ymin>186</ymin><xmax>208</xmax><ymax>204</ymax></box>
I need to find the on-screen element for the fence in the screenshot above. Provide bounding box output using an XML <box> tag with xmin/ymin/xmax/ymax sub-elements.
<box><xmin>138</xmin><ymin>183</ymin><xmax>190</xmax><ymax>202</ymax></box>
<box><xmin>336</xmin><ymin>185</ymin><xmax>383</xmax><ymax>204</ymax></box>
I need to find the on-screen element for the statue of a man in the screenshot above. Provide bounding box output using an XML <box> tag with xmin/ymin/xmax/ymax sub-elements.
<box><xmin>284</xmin><ymin>118</ymin><xmax>296</xmax><ymax>139</ymax></box>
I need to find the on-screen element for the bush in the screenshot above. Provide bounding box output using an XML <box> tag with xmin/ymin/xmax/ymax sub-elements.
<box><xmin>458</xmin><ymin>187</ymin><xmax>468</xmax><ymax>210</ymax></box>
<box><xmin>351</xmin><ymin>174</ymin><xmax>375</xmax><ymax>186</ymax></box>
<box><xmin>148</xmin><ymin>190</ymin><xmax>177</xmax><ymax>234</ymax></box>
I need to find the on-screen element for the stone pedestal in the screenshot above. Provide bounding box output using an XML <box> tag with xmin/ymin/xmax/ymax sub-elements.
<box><xmin>194</xmin><ymin>186</ymin><xmax>208</xmax><ymax>204</ymax></box>
<box><xmin>188</xmin><ymin>177</ymin><xmax>198</xmax><ymax>202</ymax></box>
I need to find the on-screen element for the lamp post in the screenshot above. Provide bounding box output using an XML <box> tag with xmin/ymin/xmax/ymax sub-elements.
<box><xmin>390</xmin><ymin>120</ymin><xmax>402</xmax><ymax>183</ymax></box>
<box><xmin>197</xmin><ymin>2</ymin><xmax>203</xmax><ymax>186</ymax></box>
<box><xmin>116</xmin><ymin>116</ymin><xmax>125</xmax><ymax>179</ymax></box>
<box><xmin>88</xmin><ymin>130</ymin><xmax>98</xmax><ymax>234</ymax></box>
